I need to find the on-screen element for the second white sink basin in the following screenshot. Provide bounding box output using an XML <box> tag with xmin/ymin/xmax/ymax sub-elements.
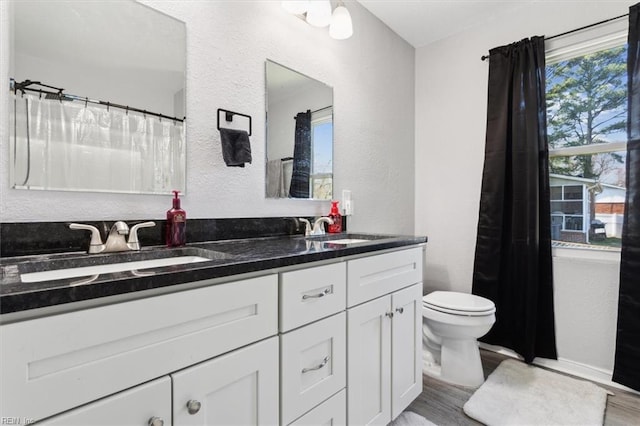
<box><xmin>21</xmin><ymin>256</ymin><xmax>211</xmax><ymax>283</ymax></box>
<box><xmin>323</xmin><ymin>239</ymin><xmax>369</xmax><ymax>244</ymax></box>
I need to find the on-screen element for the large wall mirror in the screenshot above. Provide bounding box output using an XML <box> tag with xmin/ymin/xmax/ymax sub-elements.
<box><xmin>265</xmin><ymin>60</ymin><xmax>333</xmax><ymax>200</ymax></box>
<box><xmin>8</xmin><ymin>0</ymin><xmax>186</xmax><ymax>195</ymax></box>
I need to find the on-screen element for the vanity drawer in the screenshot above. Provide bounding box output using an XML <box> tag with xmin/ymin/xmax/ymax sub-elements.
<box><xmin>0</xmin><ymin>274</ymin><xmax>278</xmax><ymax>423</ymax></box>
<box><xmin>288</xmin><ymin>388</ymin><xmax>346</xmax><ymax>426</ymax></box>
<box><xmin>347</xmin><ymin>247</ymin><xmax>423</xmax><ymax>307</ymax></box>
<box><xmin>280</xmin><ymin>262</ymin><xmax>346</xmax><ymax>332</ymax></box>
<box><xmin>280</xmin><ymin>312</ymin><xmax>346</xmax><ymax>425</ymax></box>
<box><xmin>38</xmin><ymin>376</ymin><xmax>172</xmax><ymax>426</ymax></box>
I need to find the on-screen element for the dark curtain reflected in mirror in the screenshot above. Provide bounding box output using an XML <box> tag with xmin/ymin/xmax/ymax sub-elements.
<box><xmin>289</xmin><ymin>111</ymin><xmax>311</xmax><ymax>198</ymax></box>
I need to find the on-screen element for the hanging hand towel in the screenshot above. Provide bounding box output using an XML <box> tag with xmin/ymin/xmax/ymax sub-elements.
<box><xmin>219</xmin><ymin>128</ymin><xmax>252</xmax><ymax>167</ymax></box>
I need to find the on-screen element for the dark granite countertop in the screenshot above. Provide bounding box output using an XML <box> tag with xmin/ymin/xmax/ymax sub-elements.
<box><xmin>0</xmin><ymin>233</ymin><xmax>426</xmax><ymax>315</ymax></box>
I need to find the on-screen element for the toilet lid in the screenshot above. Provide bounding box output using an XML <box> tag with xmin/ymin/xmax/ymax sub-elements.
<box><xmin>423</xmin><ymin>291</ymin><xmax>495</xmax><ymax>315</ymax></box>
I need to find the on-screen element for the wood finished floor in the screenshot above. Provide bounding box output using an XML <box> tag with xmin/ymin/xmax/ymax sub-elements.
<box><xmin>406</xmin><ymin>349</ymin><xmax>640</xmax><ymax>426</ymax></box>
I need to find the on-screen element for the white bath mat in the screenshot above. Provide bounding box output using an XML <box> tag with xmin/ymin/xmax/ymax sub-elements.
<box><xmin>463</xmin><ymin>359</ymin><xmax>611</xmax><ymax>426</ymax></box>
<box><xmin>391</xmin><ymin>411</ymin><xmax>438</xmax><ymax>426</ymax></box>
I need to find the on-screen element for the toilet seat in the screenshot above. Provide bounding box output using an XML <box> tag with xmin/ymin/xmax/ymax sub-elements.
<box><xmin>423</xmin><ymin>291</ymin><xmax>495</xmax><ymax>316</ymax></box>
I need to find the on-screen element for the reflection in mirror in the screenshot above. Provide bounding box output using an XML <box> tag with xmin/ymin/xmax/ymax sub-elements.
<box><xmin>8</xmin><ymin>0</ymin><xmax>186</xmax><ymax>194</ymax></box>
<box><xmin>265</xmin><ymin>60</ymin><xmax>333</xmax><ymax>199</ymax></box>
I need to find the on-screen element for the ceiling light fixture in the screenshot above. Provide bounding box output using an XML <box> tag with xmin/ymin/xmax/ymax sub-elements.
<box><xmin>281</xmin><ymin>0</ymin><xmax>353</xmax><ymax>40</ymax></box>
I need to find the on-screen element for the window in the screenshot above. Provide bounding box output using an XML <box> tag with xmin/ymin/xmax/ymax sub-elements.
<box><xmin>545</xmin><ymin>22</ymin><xmax>627</xmax><ymax>250</ymax></box>
<box><xmin>310</xmin><ymin>108</ymin><xmax>333</xmax><ymax>200</ymax></box>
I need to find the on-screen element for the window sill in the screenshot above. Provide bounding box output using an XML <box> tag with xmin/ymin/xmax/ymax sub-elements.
<box><xmin>552</xmin><ymin>245</ymin><xmax>621</xmax><ymax>262</ymax></box>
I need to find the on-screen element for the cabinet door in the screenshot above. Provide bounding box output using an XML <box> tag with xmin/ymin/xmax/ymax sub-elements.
<box><xmin>347</xmin><ymin>296</ymin><xmax>391</xmax><ymax>426</ymax></box>
<box><xmin>39</xmin><ymin>376</ymin><xmax>171</xmax><ymax>426</ymax></box>
<box><xmin>172</xmin><ymin>337</ymin><xmax>279</xmax><ymax>426</ymax></box>
<box><xmin>391</xmin><ymin>283</ymin><xmax>423</xmax><ymax>419</ymax></box>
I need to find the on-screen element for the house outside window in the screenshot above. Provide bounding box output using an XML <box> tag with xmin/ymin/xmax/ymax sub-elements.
<box><xmin>545</xmin><ymin>20</ymin><xmax>627</xmax><ymax>250</ymax></box>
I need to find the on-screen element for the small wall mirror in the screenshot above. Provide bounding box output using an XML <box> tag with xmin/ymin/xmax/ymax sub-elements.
<box><xmin>8</xmin><ymin>0</ymin><xmax>186</xmax><ymax>195</ymax></box>
<box><xmin>265</xmin><ymin>60</ymin><xmax>333</xmax><ymax>200</ymax></box>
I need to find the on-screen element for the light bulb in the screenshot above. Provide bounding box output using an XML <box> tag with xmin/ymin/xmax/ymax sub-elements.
<box><xmin>329</xmin><ymin>5</ymin><xmax>353</xmax><ymax>40</ymax></box>
<box><xmin>306</xmin><ymin>0</ymin><xmax>332</xmax><ymax>28</ymax></box>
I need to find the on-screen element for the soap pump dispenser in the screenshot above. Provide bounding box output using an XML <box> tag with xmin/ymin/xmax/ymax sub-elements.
<box><xmin>166</xmin><ymin>190</ymin><xmax>186</xmax><ymax>247</ymax></box>
<box><xmin>328</xmin><ymin>200</ymin><xmax>342</xmax><ymax>234</ymax></box>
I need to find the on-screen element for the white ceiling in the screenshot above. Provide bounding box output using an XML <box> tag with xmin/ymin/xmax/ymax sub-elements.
<box><xmin>356</xmin><ymin>0</ymin><xmax>530</xmax><ymax>48</ymax></box>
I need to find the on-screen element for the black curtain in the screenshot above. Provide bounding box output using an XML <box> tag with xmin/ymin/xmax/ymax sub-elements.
<box><xmin>289</xmin><ymin>110</ymin><xmax>311</xmax><ymax>198</ymax></box>
<box><xmin>472</xmin><ymin>36</ymin><xmax>558</xmax><ymax>364</ymax></box>
<box><xmin>613</xmin><ymin>3</ymin><xmax>640</xmax><ymax>392</ymax></box>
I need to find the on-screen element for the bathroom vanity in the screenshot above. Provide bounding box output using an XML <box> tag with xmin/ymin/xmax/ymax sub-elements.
<box><xmin>0</xmin><ymin>233</ymin><xmax>425</xmax><ymax>425</ymax></box>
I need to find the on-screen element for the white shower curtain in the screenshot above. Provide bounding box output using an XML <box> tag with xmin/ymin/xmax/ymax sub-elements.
<box><xmin>10</xmin><ymin>93</ymin><xmax>185</xmax><ymax>194</ymax></box>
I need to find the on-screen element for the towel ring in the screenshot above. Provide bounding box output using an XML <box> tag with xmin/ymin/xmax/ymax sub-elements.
<box><xmin>217</xmin><ymin>108</ymin><xmax>252</xmax><ymax>136</ymax></box>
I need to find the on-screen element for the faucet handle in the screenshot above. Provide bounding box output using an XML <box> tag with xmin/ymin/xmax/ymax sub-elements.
<box><xmin>127</xmin><ymin>221</ymin><xmax>156</xmax><ymax>250</ymax></box>
<box><xmin>69</xmin><ymin>223</ymin><xmax>104</xmax><ymax>252</ymax></box>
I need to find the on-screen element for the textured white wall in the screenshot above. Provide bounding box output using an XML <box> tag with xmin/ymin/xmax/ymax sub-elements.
<box><xmin>415</xmin><ymin>1</ymin><xmax>633</xmax><ymax>377</ymax></box>
<box><xmin>0</xmin><ymin>1</ymin><xmax>415</xmax><ymax>235</ymax></box>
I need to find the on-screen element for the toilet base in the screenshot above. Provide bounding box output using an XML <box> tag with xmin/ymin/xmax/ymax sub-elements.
<box><xmin>422</xmin><ymin>338</ymin><xmax>485</xmax><ymax>388</ymax></box>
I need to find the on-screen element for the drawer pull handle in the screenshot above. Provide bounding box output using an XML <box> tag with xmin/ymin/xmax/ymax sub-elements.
<box><xmin>186</xmin><ymin>399</ymin><xmax>202</xmax><ymax>415</ymax></box>
<box><xmin>302</xmin><ymin>355</ymin><xmax>331</xmax><ymax>373</ymax></box>
<box><xmin>396</xmin><ymin>307</ymin><xmax>404</xmax><ymax>314</ymax></box>
<box><xmin>302</xmin><ymin>288</ymin><xmax>331</xmax><ymax>300</ymax></box>
<box><xmin>148</xmin><ymin>417</ymin><xmax>164</xmax><ymax>426</ymax></box>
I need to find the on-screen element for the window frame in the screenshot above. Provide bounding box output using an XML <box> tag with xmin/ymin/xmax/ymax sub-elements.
<box><xmin>545</xmin><ymin>18</ymin><xmax>627</xmax><ymax>256</ymax></box>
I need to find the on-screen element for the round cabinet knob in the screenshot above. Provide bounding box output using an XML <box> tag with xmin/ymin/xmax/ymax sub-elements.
<box><xmin>396</xmin><ymin>307</ymin><xmax>404</xmax><ymax>314</ymax></box>
<box><xmin>187</xmin><ymin>399</ymin><xmax>202</xmax><ymax>415</ymax></box>
<box><xmin>148</xmin><ymin>417</ymin><xmax>164</xmax><ymax>426</ymax></box>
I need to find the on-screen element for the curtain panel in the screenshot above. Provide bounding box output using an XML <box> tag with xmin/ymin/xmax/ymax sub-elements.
<box><xmin>289</xmin><ymin>110</ymin><xmax>312</xmax><ymax>198</ymax></box>
<box><xmin>10</xmin><ymin>93</ymin><xmax>185</xmax><ymax>194</ymax></box>
<box><xmin>613</xmin><ymin>3</ymin><xmax>640</xmax><ymax>392</ymax></box>
<box><xmin>472</xmin><ymin>36</ymin><xmax>558</xmax><ymax>363</ymax></box>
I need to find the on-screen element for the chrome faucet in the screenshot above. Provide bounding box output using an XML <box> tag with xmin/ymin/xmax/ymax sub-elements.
<box><xmin>311</xmin><ymin>217</ymin><xmax>334</xmax><ymax>235</ymax></box>
<box><xmin>69</xmin><ymin>221</ymin><xmax>156</xmax><ymax>254</ymax></box>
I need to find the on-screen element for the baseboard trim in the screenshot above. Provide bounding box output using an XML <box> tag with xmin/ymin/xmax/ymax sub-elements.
<box><xmin>479</xmin><ymin>343</ymin><xmax>640</xmax><ymax>396</ymax></box>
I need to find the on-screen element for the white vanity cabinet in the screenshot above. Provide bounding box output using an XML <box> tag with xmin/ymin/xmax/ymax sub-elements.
<box><xmin>346</xmin><ymin>247</ymin><xmax>423</xmax><ymax>426</ymax></box>
<box><xmin>0</xmin><ymin>244</ymin><xmax>424</xmax><ymax>425</ymax></box>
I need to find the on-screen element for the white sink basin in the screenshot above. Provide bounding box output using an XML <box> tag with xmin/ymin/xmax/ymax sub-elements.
<box><xmin>21</xmin><ymin>256</ymin><xmax>211</xmax><ymax>283</ymax></box>
<box><xmin>323</xmin><ymin>239</ymin><xmax>369</xmax><ymax>244</ymax></box>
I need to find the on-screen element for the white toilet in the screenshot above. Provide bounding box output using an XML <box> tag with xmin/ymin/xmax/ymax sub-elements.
<box><xmin>422</xmin><ymin>291</ymin><xmax>496</xmax><ymax>388</ymax></box>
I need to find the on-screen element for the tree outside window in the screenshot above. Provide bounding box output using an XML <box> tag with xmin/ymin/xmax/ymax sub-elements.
<box><xmin>546</xmin><ymin>43</ymin><xmax>627</xmax><ymax>248</ymax></box>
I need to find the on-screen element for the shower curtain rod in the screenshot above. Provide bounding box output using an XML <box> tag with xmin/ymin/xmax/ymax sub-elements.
<box><xmin>292</xmin><ymin>105</ymin><xmax>332</xmax><ymax>119</ymax></box>
<box><xmin>480</xmin><ymin>13</ymin><xmax>629</xmax><ymax>61</ymax></box>
<box><xmin>10</xmin><ymin>79</ymin><xmax>185</xmax><ymax>123</ymax></box>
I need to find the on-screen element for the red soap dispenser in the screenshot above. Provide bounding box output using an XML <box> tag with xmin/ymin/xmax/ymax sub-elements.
<box><xmin>166</xmin><ymin>190</ymin><xmax>186</xmax><ymax>247</ymax></box>
<box><xmin>328</xmin><ymin>200</ymin><xmax>342</xmax><ymax>234</ymax></box>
